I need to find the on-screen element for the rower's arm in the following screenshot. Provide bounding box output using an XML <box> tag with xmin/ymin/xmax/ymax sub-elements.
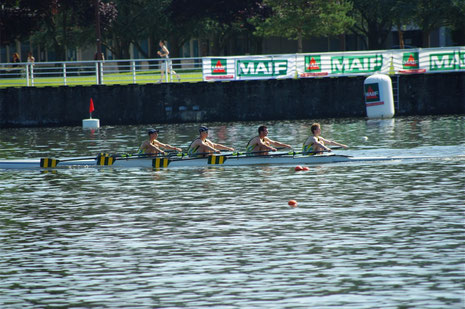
<box><xmin>321</xmin><ymin>137</ymin><xmax>348</xmax><ymax>149</ymax></box>
<box><xmin>256</xmin><ymin>137</ymin><xmax>276</xmax><ymax>151</ymax></box>
<box><xmin>213</xmin><ymin>143</ymin><xmax>234</xmax><ymax>152</ymax></box>
<box><xmin>268</xmin><ymin>138</ymin><xmax>292</xmax><ymax>149</ymax></box>
<box><xmin>313</xmin><ymin>137</ymin><xmax>331</xmax><ymax>151</ymax></box>
<box><xmin>155</xmin><ymin>141</ymin><xmax>182</xmax><ymax>152</ymax></box>
<box><xmin>148</xmin><ymin>143</ymin><xmax>166</xmax><ymax>154</ymax></box>
<box><xmin>202</xmin><ymin>140</ymin><xmax>221</xmax><ymax>153</ymax></box>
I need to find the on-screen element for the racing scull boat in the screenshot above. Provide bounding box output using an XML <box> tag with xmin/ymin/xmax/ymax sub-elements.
<box><xmin>0</xmin><ymin>152</ymin><xmax>434</xmax><ymax>170</ymax></box>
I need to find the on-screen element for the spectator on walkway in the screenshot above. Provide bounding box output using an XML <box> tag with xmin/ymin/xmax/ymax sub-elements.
<box><xmin>12</xmin><ymin>53</ymin><xmax>20</xmax><ymax>67</ymax></box>
<box><xmin>157</xmin><ymin>40</ymin><xmax>180</xmax><ymax>82</ymax></box>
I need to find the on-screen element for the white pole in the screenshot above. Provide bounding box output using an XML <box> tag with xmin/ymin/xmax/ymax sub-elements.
<box><xmin>63</xmin><ymin>63</ymin><xmax>67</xmax><ymax>86</ymax></box>
<box><xmin>132</xmin><ymin>61</ymin><xmax>136</xmax><ymax>83</ymax></box>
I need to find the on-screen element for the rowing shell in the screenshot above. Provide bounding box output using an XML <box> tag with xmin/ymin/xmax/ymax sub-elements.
<box><xmin>0</xmin><ymin>153</ymin><xmax>435</xmax><ymax>170</ymax></box>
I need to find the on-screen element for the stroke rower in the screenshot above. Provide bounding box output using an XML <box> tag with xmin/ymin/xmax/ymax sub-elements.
<box><xmin>187</xmin><ymin>126</ymin><xmax>234</xmax><ymax>157</ymax></box>
<box><xmin>246</xmin><ymin>125</ymin><xmax>292</xmax><ymax>155</ymax></box>
<box><xmin>139</xmin><ymin>128</ymin><xmax>182</xmax><ymax>155</ymax></box>
<box><xmin>302</xmin><ymin>123</ymin><xmax>348</xmax><ymax>154</ymax></box>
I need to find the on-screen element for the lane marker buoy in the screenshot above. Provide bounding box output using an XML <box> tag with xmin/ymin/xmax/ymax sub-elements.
<box><xmin>288</xmin><ymin>200</ymin><xmax>298</xmax><ymax>207</ymax></box>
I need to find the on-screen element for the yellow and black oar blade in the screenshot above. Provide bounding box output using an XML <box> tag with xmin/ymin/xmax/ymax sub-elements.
<box><xmin>207</xmin><ymin>155</ymin><xmax>227</xmax><ymax>165</ymax></box>
<box><xmin>40</xmin><ymin>158</ymin><xmax>60</xmax><ymax>168</ymax></box>
<box><xmin>152</xmin><ymin>157</ymin><xmax>171</xmax><ymax>168</ymax></box>
<box><xmin>96</xmin><ymin>153</ymin><xmax>116</xmax><ymax>166</ymax></box>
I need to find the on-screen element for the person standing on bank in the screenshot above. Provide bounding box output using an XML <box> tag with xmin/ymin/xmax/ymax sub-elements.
<box><xmin>139</xmin><ymin>128</ymin><xmax>182</xmax><ymax>155</ymax></box>
<box><xmin>246</xmin><ymin>125</ymin><xmax>292</xmax><ymax>155</ymax></box>
<box><xmin>11</xmin><ymin>53</ymin><xmax>20</xmax><ymax>67</ymax></box>
<box><xmin>157</xmin><ymin>40</ymin><xmax>181</xmax><ymax>82</ymax></box>
<box><xmin>187</xmin><ymin>126</ymin><xmax>234</xmax><ymax>157</ymax></box>
<box><xmin>302</xmin><ymin>123</ymin><xmax>348</xmax><ymax>154</ymax></box>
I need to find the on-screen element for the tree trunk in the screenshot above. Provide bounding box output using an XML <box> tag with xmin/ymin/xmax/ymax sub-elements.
<box><xmin>398</xmin><ymin>28</ymin><xmax>404</xmax><ymax>48</ymax></box>
<box><xmin>422</xmin><ymin>31</ymin><xmax>430</xmax><ymax>47</ymax></box>
<box><xmin>297</xmin><ymin>33</ymin><xmax>303</xmax><ymax>53</ymax></box>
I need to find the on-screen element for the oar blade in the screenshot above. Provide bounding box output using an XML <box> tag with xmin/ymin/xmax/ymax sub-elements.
<box><xmin>152</xmin><ymin>158</ymin><xmax>171</xmax><ymax>168</ymax></box>
<box><xmin>40</xmin><ymin>158</ymin><xmax>60</xmax><ymax>168</ymax></box>
<box><xmin>207</xmin><ymin>155</ymin><xmax>227</xmax><ymax>165</ymax></box>
<box><xmin>96</xmin><ymin>153</ymin><xmax>116</xmax><ymax>166</ymax></box>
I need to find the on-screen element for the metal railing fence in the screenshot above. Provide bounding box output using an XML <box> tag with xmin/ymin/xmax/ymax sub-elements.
<box><xmin>0</xmin><ymin>57</ymin><xmax>203</xmax><ymax>88</ymax></box>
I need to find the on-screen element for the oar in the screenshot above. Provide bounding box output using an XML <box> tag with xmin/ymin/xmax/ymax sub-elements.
<box><xmin>40</xmin><ymin>151</ymin><xmax>179</xmax><ymax>168</ymax></box>
<box><xmin>39</xmin><ymin>156</ymin><xmax>98</xmax><ymax>168</ymax></box>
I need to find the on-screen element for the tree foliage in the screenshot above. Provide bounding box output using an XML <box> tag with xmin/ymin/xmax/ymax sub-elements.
<box><xmin>168</xmin><ymin>0</ymin><xmax>267</xmax><ymax>55</ymax></box>
<box><xmin>251</xmin><ymin>0</ymin><xmax>354</xmax><ymax>52</ymax></box>
<box><xmin>448</xmin><ymin>0</ymin><xmax>465</xmax><ymax>45</ymax></box>
<box><xmin>1</xmin><ymin>0</ymin><xmax>463</xmax><ymax>61</ymax></box>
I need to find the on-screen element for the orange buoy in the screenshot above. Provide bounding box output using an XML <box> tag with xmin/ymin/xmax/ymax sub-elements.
<box><xmin>302</xmin><ymin>166</ymin><xmax>310</xmax><ymax>171</ymax></box>
<box><xmin>288</xmin><ymin>200</ymin><xmax>298</xmax><ymax>207</ymax></box>
<box><xmin>295</xmin><ymin>165</ymin><xmax>303</xmax><ymax>171</ymax></box>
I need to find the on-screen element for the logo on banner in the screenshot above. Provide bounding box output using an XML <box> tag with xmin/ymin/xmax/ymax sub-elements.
<box><xmin>399</xmin><ymin>52</ymin><xmax>426</xmax><ymax>74</ymax></box>
<box><xmin>211</xmin><ymin>59</ymin><xmax>227</xmax><ymax>74</ymax></box>
<box><xmin>205</xmin><ymin>58</ymin><xmax>234</xmax><ymax>80</ymax></box>
<box><xmin>299</xmin><ymin>56</ymin><xmax>328</xmax><ymax>77</ymax></box>
<box><xmin>306</xmin><ymin>56</ymin><xmax>321</xmax><ymax>71</ymax></box>
<box><xmin>403</xmin><ymin>52</ymin><xmax>419</xmax><ymax>69</ymax></box>
<box><xmin>237</xmin><ymin>60</ymin><xmax>288</xmax><ymax>77</ymax></box>
<box><xmin>429</xmin><ymin>52</ymin><xmax>465</xmax><ymax>71</ymax></box>
<box><xmin>331</xmin><ymin>55</ymin><xmax>383</xmax><ymax>73</ymax></box>
<box><xmin>364</xmin><ymin>83</ymin><xmax>383</xmax><ymax>106</ymax></box>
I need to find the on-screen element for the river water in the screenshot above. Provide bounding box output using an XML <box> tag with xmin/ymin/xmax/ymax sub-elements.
<box><xmin>0</xmin><ymin>115</ymin><xmax>464</xmax><ymax>308</ymax></box>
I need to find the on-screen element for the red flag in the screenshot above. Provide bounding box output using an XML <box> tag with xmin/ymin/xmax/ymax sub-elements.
<box><xmin>89</xmin><ymin>98</ymin><xmax>95</xmax><ymax>114</ymax></box>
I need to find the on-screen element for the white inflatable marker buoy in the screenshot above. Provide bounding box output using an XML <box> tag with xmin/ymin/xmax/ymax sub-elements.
<box><xmin>364</xmin><ymin>74</ymin><xmax>395</xmax><ymax>119</ymax></box>
<box><xmin>82</xmin><ymin>97</ymin><xmax>100</xmax><ymax>129</ymax></box>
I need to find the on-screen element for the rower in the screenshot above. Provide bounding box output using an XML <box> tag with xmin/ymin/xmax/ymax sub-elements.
<box><xmin>139</xmin><ymin>128</ymin><xmax>182</xmax><ymax>155</ymax></box>
<box><xmin>246</xmin><ymin>125</ymin><xmax>292</xmax><ymax>155</ymax></box>
<box><xmin>302</xmin><ymin>123</ymin><xmax>348</xmax><ymax>154</ymax></box>
<box><xmin>187</xmin><ymin>126</ymin><xmax>234</xmax><ymax>157</ymax></box>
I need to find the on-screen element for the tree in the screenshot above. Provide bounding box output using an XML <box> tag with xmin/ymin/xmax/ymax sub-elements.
<box><xmin>0</xmin><ymin>0</ymin><xmax>43</xmax><ymax>47</ymax></box>
<box><xmin>349</xmin><ymin>0</ymin><xmax>398</xmax><ymax>50</ymax></box>
<box><xmin>23</xmin><ymin>0</ymin><xmax>116</xmax><ymax>61</ymax></box>
<box><xmin>168</xmin><ymin>0</ymin><xmax>267</xmax><ymax>56</ymax></box>
<box><xmin>413</xmin><ymin>0</ymin><xmax>450</xmax><ymax>47</ymax></box>
<box><xmin>251</xmin><ymin>0</ymin><xmax>354</xmax><ymax>53</ymax></box>
<box><xmin>447</xmin><ymin>0</ymin><xmax>465</xmax><ymax>45</ymax></box>
<box><xmin>391</xmin><ymin>0</ymin><xmax>417</xmax><ymax>48</ymax></box>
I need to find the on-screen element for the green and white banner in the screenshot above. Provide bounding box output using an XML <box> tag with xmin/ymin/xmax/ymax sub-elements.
<box><xmin>202</xmin><ymin>47</ymin><xmax>465</xmax><ymax>81</ymax></box>
<box><xmin>235</xmin><ymin>56</ymin><xmax>295</xmax><ymax>80</ymax></box>
<box><xmin>297</xmin><ymin>51</ymin><xmax>390</xmax><ymax>77</ymax></box>
<box><xmin>202</xmin><ymin>58</ymin><xmax>236</xmax><ymax>81</ymax></box>
<box><xmin>297</xmin><ymin>47</ymin><xmax>465</xmax><ymax>78</ymax></box>
<box><xmin>202</xmin><ymin>56</ymin><xmax>296</xmax><ymax>81</ymax></box>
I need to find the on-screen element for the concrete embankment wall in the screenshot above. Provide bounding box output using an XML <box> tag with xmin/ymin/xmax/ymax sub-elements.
<box><xmin>0</xmin><ymin>72</ymin><xmax>464</xmax><ymax>128</ymax></box>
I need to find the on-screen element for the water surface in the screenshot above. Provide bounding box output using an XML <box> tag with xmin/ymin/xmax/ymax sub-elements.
<box><xmin>1</xmin><ymin>116</ymin><xmax>464</xmax><ymax>308</ymax></box>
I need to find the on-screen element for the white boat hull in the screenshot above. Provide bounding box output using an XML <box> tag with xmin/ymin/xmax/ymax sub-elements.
<box><xmin>0</xmin><ymin>153</ymin><xmax>431</xmax><ymax>170</ymax></box>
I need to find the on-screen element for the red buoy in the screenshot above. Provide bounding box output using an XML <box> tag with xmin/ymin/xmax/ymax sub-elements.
<box><xmin>288</xmin><ymin>200</ymin><xmax>298</xmax><ymax>207</ymax></box>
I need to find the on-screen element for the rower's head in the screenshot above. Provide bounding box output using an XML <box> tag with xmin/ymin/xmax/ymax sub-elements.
<box><xmin>199</xmin><ymin>126</ymin><xmax>209</xmax><ymax>136</ymax></box>
<box><xmin>311</xmin><ymin>123</ymin><xmax>321</xmax><ymax>135</ymax></box>
<box><xmin>258</xmin><ymin>125</ymin><xmax>268</xmax><ymax>136</ymax></box>
<box><xmin>148</xmin><ymin>128</ymin><xmax>159</xmax><ymax>138</ymax></box>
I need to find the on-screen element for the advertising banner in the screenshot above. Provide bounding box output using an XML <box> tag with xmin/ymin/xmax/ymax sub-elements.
<box><xmin>235</xmin><ymin>56</ymin><xmax>295</xmax><ymax>80</ymax></box>
<box><xmin>202</xmin><ymin>47</ymin><xmax>465</xmax><ymax>82</ymax></box>
<box><xmin>297</xmin><ymin>52</ymin><xmax>391</xmax><ymax>78</ymax></box>
<box><xmin>202</xmin><ymin>58</ymin><xmax>236</xmax><ymax>81</ymax></box>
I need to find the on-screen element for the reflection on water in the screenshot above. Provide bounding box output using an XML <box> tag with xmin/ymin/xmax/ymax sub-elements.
<box><xmin>0</xmin><ymin>116</ymin><xmax>464</xmax><ymax>308</ymax></box>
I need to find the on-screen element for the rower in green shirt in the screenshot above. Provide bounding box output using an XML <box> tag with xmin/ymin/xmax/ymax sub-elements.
<box><xmin>246</xmin><ymin>125</ymin><xmax>292</xmax><ymax>155</ymax></box>
<box><xmin>302</xmin><ymin>123</ymin><xmax>348</xmax><ymax>154</ymax></box>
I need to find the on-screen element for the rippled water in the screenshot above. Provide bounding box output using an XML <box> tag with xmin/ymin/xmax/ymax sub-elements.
<box><xmin>1</xmin><ymin>116</ymin><xmax>464</xmax><ymax>308</ymax></box>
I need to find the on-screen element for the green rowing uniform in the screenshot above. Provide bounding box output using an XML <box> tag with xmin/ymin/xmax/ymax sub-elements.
<box><xmin>187</xmin><ymin>138</ymin><xmax>201</xmax><ymax>157</ymax></box>
<box><xmin>245</xmin><ymin>137</ymin><xmax>263</xmax><ymax>155</ymax></box>
<box><xmin>302</xmin><ymin>136</ymin><xmax>321</xmax><ymax>155</ymax></box>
